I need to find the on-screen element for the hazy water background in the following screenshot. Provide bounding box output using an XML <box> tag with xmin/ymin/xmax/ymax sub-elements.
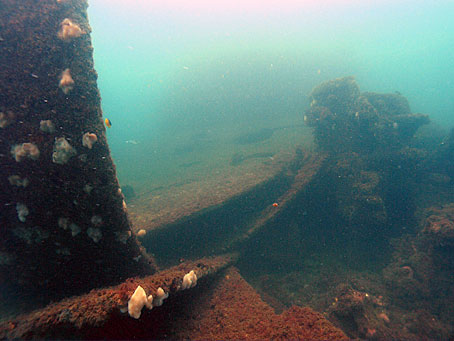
<box><xmin>87</xmin><ymin>0</ymin><xmax>454</xmax><ymax>188</ymax></box>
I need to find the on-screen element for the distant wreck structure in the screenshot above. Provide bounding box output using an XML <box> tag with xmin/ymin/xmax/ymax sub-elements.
<box><xmin>305</xmin><ymin>76</ymin><xmax>429</xmax><ymax>153</ymax></box>
<box><xmin>0</xmin><ymin>0</ymin><xmax>155</xmax><ymax>306</ymax></box>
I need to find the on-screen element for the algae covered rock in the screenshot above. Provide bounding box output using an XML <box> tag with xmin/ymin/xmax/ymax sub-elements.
<box><xmin>305</xmin><ymin>77</ymin><xmax>429</xmax><ymax>153</ymax></box>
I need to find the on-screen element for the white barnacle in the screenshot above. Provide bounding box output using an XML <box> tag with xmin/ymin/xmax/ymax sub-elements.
<box><xmin>87</xmin><ymin>227</ymin><xmax>102</xmax><ymax>243</ymax></box>
<box><xmin>128</xmin><ymin>286</ymin><xmax>153</xmax><ymax>319</ymax></box>
<box><xmin>52</xmin><ymin>137</ymin><xmax>76</xmax><ymax>164</ymax></box>
<box><xmin>153</xmin><ymin>287</ymin><xmax>169</xmax><ymax>307</ymax></box>
<box><xmin>182</xmin><ymin>270</ymin><xmax>197</xmax><ymax>289</ymax></box>
<box><xmin>16</xmin><ymin>203</ymin><xmax>29</xmax><ymax>223</ymax></box>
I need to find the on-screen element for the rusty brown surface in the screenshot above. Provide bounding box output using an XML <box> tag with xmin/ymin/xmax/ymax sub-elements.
<box><xmin>171</xmin><ymin>267</ymin><xmax>347</xmax><ymax>340</ymax></box>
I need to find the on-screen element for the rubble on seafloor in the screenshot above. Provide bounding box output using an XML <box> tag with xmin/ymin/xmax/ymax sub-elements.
<box><xmin>247</xmin><ymin>202</ymin><xmax>454</xmax><ymax>339</ymax></box>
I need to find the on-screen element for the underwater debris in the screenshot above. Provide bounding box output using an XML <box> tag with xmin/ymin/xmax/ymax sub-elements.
<box><xmin>59</xmin><ymin>68</ymin><xmax>74</xmax><ymax>94</ymax></box>
<box><xmin>182</xmin><ymin>270</ymin><xmax>198</xmax><ymax>289</ymax></box>
<box><xmin>82</xmin><ymin>132</ymin><xmax>97</xmax><ymax>149</ymax></box>
<box><xmin>52</xmin><ymin>137</ymin><xmax>76</xmax><ymax>164</ymax></box>
<box><xmin>11</xmin><ymin>143</ymin><xmax>40</xmax><ymax>162</ymax></box>
<box><xmin>57</xmin><ymin>18</ymin><xmax>84</xmax><ymax>41</ymax></box>
<box><xmin>8</xmin><ymin>175</ymin><xmax>29</xmax><ymax>187</ymax></box>
<box><xmin>0</xmin><ymin>110</ymin><xmax>15</xmax><ymax>128</ymax></box>
<box><xmin>40</xmin><ymin>120</ymin><xmax>55</xmax><ymax>133</ymax></box>
<box><xmin>16</xmin><ymin>203</ymin><xmax>29</xmax><ymax>222</ymax></box>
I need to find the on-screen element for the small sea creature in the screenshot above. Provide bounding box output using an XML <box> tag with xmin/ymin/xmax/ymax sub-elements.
<box><xmin>87</xmin><ymin>227</ymin><xmax>102</xmax><ymax>243</ymax></box>
<box><xmin>128</xmin><ymin>285</ymin><xmax>153</xmax><ymax>319</ymax></box>
<box><xmin>82</xmin><ymin>132</ymin><xmax>97</xmax><ymax>149</ymax></box>
<box><xmin>272</xmin><ymin>203</ymin><xmax>278</xmax><ymax>207</ymax></box>
<box><xmin>11</xmin><ymin>143</ymin><xmax>40</xmax><ymax>162</ymax></box>
<box><xmin>40</xmin><ymin>120</ymin><xmax>55</xmax><ymax>133</ymax></box>
<box><xmin>0</xmin><ymin>111</ymin><xmax>15</xmax><ymax>128</ymax></box>
<box><xmin>90</xmin><ymin>215</ymin><xmax>103</xmax><ymax>226</ymax></box>
<box><xmin>59</xmin><ymin>68</ymin><xmax>74</xmax><ymax>94</ymax></box>
<box><xmin>104</xmin><ymin>118</ymin><xmax>112</xmax><ymax>128</ymax></box>
<box><xmin>378</xmin><ymin>312</ymin><xmax>390</xmax><ymax>323</ymax></box>
<box><xmin>57</xmin><ymin>18</ymin><xmax>84</xmax><ymax>41</ymax></box>
<box><xmin>182</xmin><ymin>270</ymin><xmax>197</xmax><ymax>289</ymax></box>
<box><xmin>8</xmin><ymin>175</ymin><xmax>29</xmax><ymax>187</ymax></box>
<box><xmin>52</xmin><ymin>137</ymin><xmax>76</xmax><ymax>164</ymax></box>
<box><xmin>153</xmin><ymin>287</ymin><xmax>169</xmax><ymax>307</ymax></box>
<box><xmin>125</xmin><ymin>140</ymin><xmax>138</xmax><ymax>145</ymax></box>
<box><xmin>16</xmin><ymin>203</ymin><xmax>29</xmax><ymax>223</ymax></box>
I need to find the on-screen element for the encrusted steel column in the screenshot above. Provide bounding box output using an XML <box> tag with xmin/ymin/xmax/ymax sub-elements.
<box><xmin>0</xmin><ymin>0</ymin><xmax>156</xmax><ymax>304</ymax></box>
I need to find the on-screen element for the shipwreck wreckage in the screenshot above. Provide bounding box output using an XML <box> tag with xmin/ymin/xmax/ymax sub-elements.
<box><xmin>0</xmin><ymin>1</ymin><xmax>344</xmax><ymax>339</ymax></box>
<box><xmin>2</xmin><ymin>0</ymin><xmax>453</xmax><ymax>339</ymax></box>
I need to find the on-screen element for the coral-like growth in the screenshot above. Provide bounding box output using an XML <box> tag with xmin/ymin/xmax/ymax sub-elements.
<box><xmin>152</xmin><ymin>287</ymin><xmax>169</xmax><ymax>307</ymax></box>
<box><xmin>182</xmin><ymin>270</ymin><xmax>198</xmax><ymax>289</ymax></box>
<box><xmin>39</xmin><ymin>120</ymin><xmax>55</xmax><ymax>133</ymax></box>
<box><xmin>11</xmin><ymin>143</ymin><xmax>40</xmax><ymax>162</ymax></box>
<box><xmin>82</xmin><ymin>132</ymin><xmax>97</xmax><ymax>149</ymax></box>
<box><xmin>137</xmin><ymin>229</ymin><xmax>147</xmax><ymax>237</ymax></box>
<box><xmin>16</xmin><ymin>203</ymin><xmax>29</xmax><ymax>223</ymax></box>
<box><xmin>8</xmin><ymin>175</ymin><xmax>29</xmax><ymax>187</ymax></box>
<box><xmin>57</xmin><ymin>18</ymin><xmax>84</xmax><ymax>41</ymax></box>
<box><xmin>305</xmin><ymin>77</ymin><xmax>429</xmax><ymax>153</ymax></box>
<box><xmin>59</xmin><ymin>68</ymin><xmax>74</xmax><ymax>94</ymax></box>
<box><xmin>422</xmin><ymin>203</ymin><xmax>454</xmax><ymax>242</ymax></box>
<box><xmin>128</xmin><ymin>285</ymin><xmax>153</xmax><ymax>319</ymax></box>
<box><xmin>52</xmin><ymin>137</ymin><xmax>76</xmax><ymax>164</ymax></box>
<box><xmin>0</xmin><ymin>110</ymin><xmax>15</xmax><ymax>128</ymax></box>
<box><xmin>87</xmin><ymin>227</ymin><xmax>102</xmax><ymax>243</ymax></box>
<box><xmin>380</xmin><ymin>203</ymin><xmax>454</xmax><ymax>338</ymax></box>
<box><xmin>90</xmin><ymin>215</ymin><xmax>103</xmax><ymax>226</ymax></box>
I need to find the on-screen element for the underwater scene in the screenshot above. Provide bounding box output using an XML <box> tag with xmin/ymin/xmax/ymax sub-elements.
<box><xmin>0</xmin><ymin>0</ymin><xmax>453</xmax><ymax>339</ymax></box>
